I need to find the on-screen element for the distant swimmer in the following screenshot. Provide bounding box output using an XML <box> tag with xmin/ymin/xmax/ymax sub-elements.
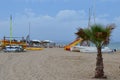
<box><xmin>112</xmin><ymin>49</ymin><xmax>117</xmax><ymax>52</ymax></box>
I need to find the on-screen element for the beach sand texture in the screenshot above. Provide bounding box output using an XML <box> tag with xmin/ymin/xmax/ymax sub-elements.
<box><xmin>0</xmin><ymin>48</ymin><xmax>120</xmax><ymax>80</ymax></box>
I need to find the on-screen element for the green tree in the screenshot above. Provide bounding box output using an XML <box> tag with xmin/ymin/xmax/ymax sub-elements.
<box><xmin>75</xmin><ymin>24</ymin><xmax>115</xmax><ymax>78</ymax></box>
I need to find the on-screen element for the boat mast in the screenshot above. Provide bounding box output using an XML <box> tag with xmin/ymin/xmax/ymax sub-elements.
<box><xmin>88</xmin><ymin>8</ymin><xmax>91</xmax><ymax>28</ymax></box>
<box><xmin>10</xmin><ymin>15</ymin><xmax>12</xmax><ymax>45</ymax></box>
<box><xmin>93</xmin><ymin>0</ymin><xmax>96</xmax><ymax>24</ymax></box>
<box><xmin>88</xmin><ymin>0</ymin><xmax>96</xmax><ymax>28</ymax></box>
<box><xmin>29</xmin><ymin>22</ymin><xmax>31</xmax><ymax>41</ymax></box>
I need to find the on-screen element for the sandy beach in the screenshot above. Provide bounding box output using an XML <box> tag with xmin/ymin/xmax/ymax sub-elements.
<box><xmin>0</xmin><ymin>48</ymin><xmax>120</xmax><ymax>80</ymax></box>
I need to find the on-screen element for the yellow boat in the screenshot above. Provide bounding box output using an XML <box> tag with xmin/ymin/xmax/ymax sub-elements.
<box><xmin>26</xmin><ymin>47</ymin><xmax>43</xmax><ymax>50</ymax></box>
<box><xmin>0</xmin><ymin>40</ymin><xmax>27</xmax><ymax>49</ymax></box>
<box><xmin>64</xmin><ymin>38</ymin><xmax>82</xmax><ymax>51</ymax></box>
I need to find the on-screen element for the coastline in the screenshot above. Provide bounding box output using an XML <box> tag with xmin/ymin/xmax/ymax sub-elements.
<box><xmin>0</xmin><ymin>48</ymin><xmax>120</xmax><ymax>80</ymax></box>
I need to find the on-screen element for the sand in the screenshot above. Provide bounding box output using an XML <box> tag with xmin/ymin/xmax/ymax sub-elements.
<box><xmin>0</xmin><ymin>48</ymin><xmax>120</xmax><ymax>80</ymax></box>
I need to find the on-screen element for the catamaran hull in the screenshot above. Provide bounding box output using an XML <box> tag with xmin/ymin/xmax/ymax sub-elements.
<box><xmin>70</xmin><ymin>46</ymin><xmax>113</xmax><ymax>53</ymax></box>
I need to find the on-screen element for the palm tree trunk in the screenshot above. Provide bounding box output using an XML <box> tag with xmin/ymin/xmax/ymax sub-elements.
<box><xmin>94</xmin><ymin>47</ymin><xmax>107</xmax><ymax>78</ymax></box>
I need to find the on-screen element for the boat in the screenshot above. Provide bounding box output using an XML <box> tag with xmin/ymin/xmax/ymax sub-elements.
<box><xmin>64</xmin><ymin>38</ymin><xmax>82</xmax><ymax>50</ymax></box>
<box><xmin>26</xmin><ymin>47</ymin><xmax>43</xmax><ymax>50</ymax></box>
<box><xmin>1</xmin><ymin>15</ymin><xmax>27</xmax><ymax>51</ymax></box>
<box><xmin>3</xmin><ymin>45</ymin><xmax>24</xmax><ymax>52</ymax></box>
<box><xmin>70</xmin><ymin>46</ymin><xmax>113</xmax><ymax>53</ymax></box>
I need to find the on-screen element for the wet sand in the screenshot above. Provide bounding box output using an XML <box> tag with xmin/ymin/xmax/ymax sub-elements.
<box><xmin>0</xmin><ymin>48</ymin><xmax>120</xmax><ymax>80</ymax></box>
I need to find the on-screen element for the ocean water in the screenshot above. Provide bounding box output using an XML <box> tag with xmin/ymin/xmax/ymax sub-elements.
<box><xmin>108</xmin><ymin>42</ymin><xmax>120</xmax><ymax>50</ymax></box>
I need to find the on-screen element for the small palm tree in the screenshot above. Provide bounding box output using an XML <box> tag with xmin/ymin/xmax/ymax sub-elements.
<box><xmin>75</xmin><ymin>24</ymin><xmax>115</xmax><ymax>78</ymax></box>
<box><xmin>76</xmin><ymin>28</ymin><xmax>90</xmax><ymax>46</ymax></box>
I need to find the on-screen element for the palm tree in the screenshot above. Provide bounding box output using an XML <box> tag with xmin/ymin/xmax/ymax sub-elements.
<box><xmin>75</xmin><ymin>24</ymin><xmax>115</xmax><ymax>78</ymax></box>
<box><xmin>76</xmin><ymin>28</ymin><xmax>90</xmax><ymax>46</ymax></box>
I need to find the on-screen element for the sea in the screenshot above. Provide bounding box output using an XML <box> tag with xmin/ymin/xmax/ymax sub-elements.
<box><xmin>108</xmin><ymin>42</ymin><xmax>120</xmax><ymax>50</ymax></box>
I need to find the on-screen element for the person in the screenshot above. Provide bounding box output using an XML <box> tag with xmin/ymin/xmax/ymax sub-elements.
<box><xmin>112</xmin><ymin>49</ymin><xmax>116</xmax><ymax>52</ymax></box>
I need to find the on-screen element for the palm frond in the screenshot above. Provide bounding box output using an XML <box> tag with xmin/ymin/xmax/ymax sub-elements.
<box><xmin>75</xmin><ymin>24</ymin><xmax>115</xmax><ymax>47</ymax></box>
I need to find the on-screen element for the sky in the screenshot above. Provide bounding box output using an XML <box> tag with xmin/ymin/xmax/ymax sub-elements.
<box><xmin>0</xmin><ymin>0</ymin><xmax>120</xmax><ymax>43</ymax></box>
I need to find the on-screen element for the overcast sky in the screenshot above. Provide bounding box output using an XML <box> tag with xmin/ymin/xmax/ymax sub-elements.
<box><xmin>0</xmin><ymin>0</ymin><xmax>120</xmax><ymax>42</ymax></box>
